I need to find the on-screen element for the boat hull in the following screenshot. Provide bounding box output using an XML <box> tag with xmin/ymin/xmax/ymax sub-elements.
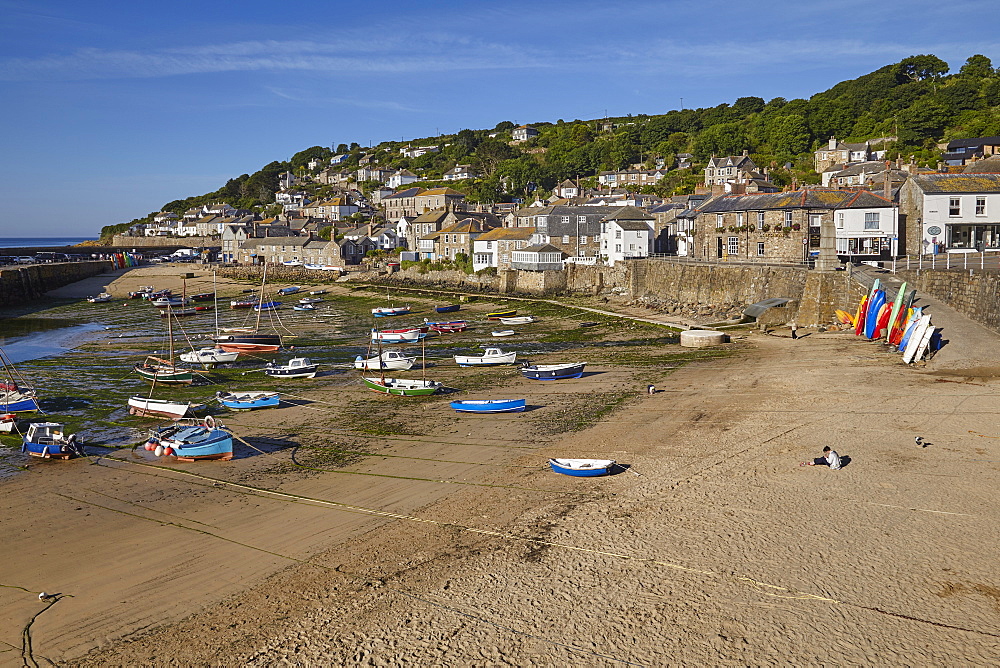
<box><xmin>216</xmin><ymin>391</ymin><xmax>280</xmax><ymax>410</ymax></box>
<box><xmin>1</xmin><ymin>393</ymin><xmax>40</xmax><ymax>412</ymax></box>
<box><xmin>147</xmin><ymin>423</ymin><xmax>233</xmax><ymax>461</ymax></box>
<box><xmin>548</xmin><ymin>458</ymin><xmax>616</xmax><ymax>477</ymax></box>
<box><xmin>179</xmin><ymin>348</ymin><xmax>240</xmax><ymax>365</ymax></box>
<box><xmin>435</xmin><ymin>305</ymin><xmax>460</xmax><ymax>313</ymax></box>
<box><xmin>354</xmin><ymin>355</ymin><xmax>415</xmax><ymax>370</ymax></box>
<box><xmin>486</xmin><ymin>309</ymin><xmax>516</xmax><ymax>320</ymax></box>
<box><xmin>263</xmin><ymin>367</ymin><xmax>318</xmax><ymax>379</ymax></box>
<box><xmin>455</xmin><ymin>352</ymin><xmax>517</xmax><ymax>366</ymax></box>
<box><xmin>520</xmin><ymin>362</ymin><xmax>586</xmax><ymax>380</ymax></box>
<box><xmin>128</xmin><ymin>397</ymin><xmax>191</xmax><ymax>419</ymax></box>
<box><xmin>361</xmin><ymin>377</ymin><xmax>441</xmax><ymax>396</ymax></box>
<box><xmin>134</xmin><ymin>364</ymin><xmax>194</xmax><ymax>384</ymax></box>
<box><xmin>450</xmin><ymin>399</ymin><xmax>526</xmax><ymax>413</ymax></box>
<box><xmin>372</xmin><ymin>306</ymin><xmax>411</xmax><ymax>317</ymax></box>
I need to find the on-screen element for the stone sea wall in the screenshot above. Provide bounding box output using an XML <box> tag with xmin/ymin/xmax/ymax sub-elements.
<box><xmin>111</xmin><ymin>235</ymin><xmax>216</xmax><ymax>248</ymax></box>
<box><xmin>897</xmin><ymin>268</ymin><xmax>1000</xmax><ymax>333</ymax></box>
<box><xmin>0</xmin><ymin>261</ymin><xmax>113</xmax><ymax>306</ymax></box>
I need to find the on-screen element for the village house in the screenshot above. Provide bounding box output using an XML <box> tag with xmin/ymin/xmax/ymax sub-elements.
<box><xmin>443</xmin><ymin>165</ymin><xmax>478</xmax><ymax>181</ymax></box>
<box><xmin>472</xmin><ymin>226</ymin><xmax>536</xmax><ymax>271</ymax></box>
<box><xmin>315</xmin><ymin>169</ymin><xmax>353</xmax><ymax>187</ymax></box>
<box><xmin>410</xmin><ymin>210</ymin><xmax>501</xmax><ymax>258</ymax></box>
<box><xmin>399</xmin><ymin>145</ymin><xmax>439</xmax><ymax>159</ymax></box>
<box><xmin>599</xmin><ymin>207</ymin><xmax>656</xmax><ymax>265</ymax></box>
<box><xmin>940</xmin><ymin>136</ymin><xmax>1000</xmax><ymax>167</ymax></box>
<box><xmin>694</xmin><ymin>189</ymin><xmax>898</xmax><ymax>263</ymax></box>
<box><xmin>704</xmin><ymin>153</ymin><xmax>758</xmax><ymax>188</ymax></box>
<box><xmin>554</xmin><ymin>180</ymin><xmax>581</xmax><ymax>199</ymax></box>
<box><xmin>221</xmin><ymin>224</ymin><xmax>249</xmax><ymax>263</ymax></box>
<box><xmin>512</xmin><ymin>125</ymin><xmax>539</xmax><ymax>142</ymax></box>
<box><xmin>381</xmin><ymin>187</ymin><xmax>424</xmax><ymax>220</ymax></box>
<box><xmin>900</xmin><ymin>173</ymin><xmax>1000</xmax><ymax>254</ymax></box>
<box><xmin>414</xmin><ymin>187</ymin><xmax>465</xmax><ymax>214</ymax></box>
<box><xmin>435</xmin><ymin>218</ymin><xmax>496</xmax><ymax>260</ymax></box>
<box><xmin>356</xmin><ymin>166</ymin><xmax>393</xmax><ymax>183</ymax></box>
<box><xmin>387</xmin><ymin>169</ymin><xmax>419</xmax><ymax>188</ymax></box>
<box><xmin>598</xmin><ymin>169</ymin><xmax>667</xmax><ymax>188</ymax></box>
<box><xmin>511</xmin><ymin>243</ymin><xmax>565</xmax><ymax>271</ymax></box>
<box><xmin>300</xmin><ymin>197</ymin><xmax>359</xmax><ymax>221</ymax></box>
<box><xmin>824</xmin><ymin>161</ymin><xmax>908</xmax><ymax>188</ymax></box>
<box><xmin>515</xmin><ymin>205</ymin><xmax>623</xmax><ymax>258</ymax></box>
<box><xmin>237</xmin><ymin>236</ymin><xmax>311</xmax><ymax>265</ymax></box>
<box><xmin>813</xmin><ymin>136</ymin><xmax>891</xmax><ymax>173</ymax></box>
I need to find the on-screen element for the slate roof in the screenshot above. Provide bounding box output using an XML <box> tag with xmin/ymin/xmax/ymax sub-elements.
<box><xmin>947</xmin><ymin>136</ymin><xmax>1000</xmax><ymax>150</ymax></box>
<box><xmin>604</xmin><ymin>205</ymin><xmax>655</xmax><ymax>221</ymax></box>
<box><xmin>909</xmin><ymin>174</ymin><xmax>1000</xmax><ymax>193</ymax></box>
<box><xmin>520</xmin><ymin>243</ymin><xmax>563</xmax><ymax>254</ymax></box>
<box><xmin>475</xmin><ymin>226</ymin><xmax>536</xmax><ymax>241</ymax></box>
<box><xmin>962</xmin><ymin>156</ymin><xmax>1000</xmax><ymax>174</ymax></box>
<box><xmin>419</xmin><ymin>187</ymin><xmax>464</xmax><ymax>196</ymax></box>
<box><xmin>383</xmin><ymin>187</ymin><xmax>424</xmax><ymax>200</ymax></box>
<box><xmin>699</xmin><ymin>190</ymin><xmax>894</xmax><ymax>212</ymax></box>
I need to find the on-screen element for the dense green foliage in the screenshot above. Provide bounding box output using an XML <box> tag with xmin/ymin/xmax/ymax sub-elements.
<box><xmin>139</xmin><ymin>54</ymin><xmax>1000</xmax><ymax>222</ymax></box>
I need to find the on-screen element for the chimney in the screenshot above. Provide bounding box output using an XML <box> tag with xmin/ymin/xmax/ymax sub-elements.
<box><xmin>883</xmin><ymin>163</ymin><xmax>892</xmax><ymax>199</ymax></box>
<box><xmin>829</xmin><ymin>136</ymin><xmax>837</xmax><ymax>150</ymax></box>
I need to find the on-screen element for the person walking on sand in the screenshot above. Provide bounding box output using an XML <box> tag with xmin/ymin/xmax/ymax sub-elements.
<box><xmin>803</xmin><ymin>446</ymin><xmax>841</xmax><ymax>470</ymax></box>
<box><xmin>790</xmin><ymin>322</ymin><xmax>798</xmax><ymax>339</ymax></box>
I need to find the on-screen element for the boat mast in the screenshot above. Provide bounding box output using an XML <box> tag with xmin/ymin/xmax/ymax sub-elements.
<box><xmin>255</xmin><ymin>263</ymin><xmax>268</xmax><ymax>332</ymax></box>
<box><xmin>213</xmin><ymin>269</ymin><xmax>219</xmax><ymax>338</ymax></box>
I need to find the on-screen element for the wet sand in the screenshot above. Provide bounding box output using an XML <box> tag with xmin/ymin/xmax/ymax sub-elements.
<box><xmin>3</xmin><ymin>265</ymin><xmax>999</xmax><ymax>665</ymax></box>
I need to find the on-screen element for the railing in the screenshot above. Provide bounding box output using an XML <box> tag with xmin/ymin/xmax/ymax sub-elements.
<box><xmin>889</xmin><ymin>250</ymin><xmax>1000</xmax><ymax>274</ymax></box>
<box><xmin>645</xmin><ymin>253</ymin><xmax>813</xmax><ymax>268</ymax></box>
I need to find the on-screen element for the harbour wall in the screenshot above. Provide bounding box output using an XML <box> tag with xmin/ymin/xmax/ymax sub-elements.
<box><xmin>110</xmin><ymin>235</ymin><xmax>216</xmax><ymax>248</ymax></box>
<box><xmin>896</xmin><ymin>269</ymin><xmax>1000</xmax><ymax>333</ymax></box>
<box><xmin>0</xmin><ymin>261</ymin><xmax>113</xmax><ymax>306</ymax></box>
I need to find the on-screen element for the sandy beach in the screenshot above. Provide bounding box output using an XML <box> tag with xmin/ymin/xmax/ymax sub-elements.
<box><xmin>2</xmin><ymin>265</ymin><xmax>999</xmax><ymax>665</ymax></box>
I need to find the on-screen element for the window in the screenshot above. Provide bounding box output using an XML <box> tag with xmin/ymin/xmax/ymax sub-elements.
<box><xmin>757</xmin><ymin>212</ymin><xmax>765</xmax><ymax>229</ymax></box>
<box><xmin>784</xmin><ymin>211</ymin><xmax>793</xmax><ymax>226</ymax></box>
<box><xmin>485</xmin><ymin>241</ymin><xmax>492</xmax><ymax>249</ymax></box>
<box><xmin>809</xmin><ymin>214</ymin><xmax>821</xmax><ymax>228</ymax></box>
<box><xmin>727</xmin><ymin>237</ymin><xmax>739</xmax><ymax>255</ymax></box>
<box><xmin>737</xmin><ymin>213</ymin><xmax>743</xmax><ymax>225</ymax></box>
<box><xmin>757</xmin><ymin>242</ymin><xmax>765</xmax><ymax>256</ymax></box>
<box><xmin>629</xmin><ymin>244</ymin><xmax>636</xmax><ymax>250</ymax></box>
<box><xmin>615</xmin><ymin>229</ymin><xmax>622</xmax><ymax>239</ymax></box>
<box><xmin>716</xmin><ymin>214</ymin><xmax>724</xmax><ymax>228</ymax></box>
<box><xmin>864</xmin><ymin>212</ymin><xmax>880</xmax><ymax>230</ymax></box>
<box><xmin>562</xmin><ymin>235</ymin><xmax>570</xmax><ymax>244</ymax></box>
<box><xmin>837</xmin><ymin>213</ymin><xmax>844</xmax><ymax>229</ymax></box>
<box><xmin>949</xmin><ymin>197</ymin><xmax>961</xmax><ymax>216</ymax></box>
<box><xmin>561</xmin><ymin>216</ymin><xmax>570</xmax><ymax>225</ymax></box>
<box><xmin>578</xmin><ymin>215</ymin><xmax>587</xmax><ymax>225</ymax></box>
<box><xmin>475</xmin><ymin>254</ymin><xmax>490</xmax><ymax>265</ymax></box>
<box><xmin>581</xmin><ymin>236</ymin><xmax>588</xmax><ymax>245</ymax></box>
<box><xmin>977</xmin><ymin>197</ymin><xmax>986</xmax><ymax>216</ymax></box>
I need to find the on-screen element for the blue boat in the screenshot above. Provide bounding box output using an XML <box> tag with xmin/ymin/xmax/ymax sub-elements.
<box><xmin>2</xmin><ymin>391</ymin><xmax>40</xmax><ymax>412</ymax></box>
<box><xmin>21</xmin><ymin>422</ymin><xmax>83</xmax><ymax>459</ymax></box>
<box><xmin>548</xmin><ymin>458</ymin><xmax>616</xmax><ymax>477</ymax></box>
<box><xmin>254</xmin><ymin>301</ymin><xmax>282</xmax><ymax>311</ymax></box>
<box><xmin>216</xmin><ymin>391</ymin><xmax>280</xmax><ymax>410</ymax></box>
<box><xmin>277</xmin><ymin>286</ymin><xmax>301</xmax><ymax>295</ymax></box>
<box><xmin>520</xmin><ymin>362</ymin><xmax>586</xmax><ymax>380</ymax></box>
<box><xmin>450</xmin><ymin>399</ymin><xmax>526</xmax><ymax>413</ymax></box>
<box><xmin>143</xmin><ymin>417</ymin><xmax>234</xmax><ymax>461</ymax></box>
<box><xmin>435</xmin><ymin>304</ymin><xmax>460</xmax><ymax>313</ymax></box>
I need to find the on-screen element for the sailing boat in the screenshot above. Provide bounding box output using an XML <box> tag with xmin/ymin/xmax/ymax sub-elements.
<box><xmin>134</xmin><ymin>306</ymin><xmax>194</xmax><ymax>384</ymax></box>
<box><xmin>212</xmin><ymin>263</ymin><xmax>282</xmax><ymax>353</ymax></box>
<box><xmin>0</xmin><ymin>346</ymin><xmax>41</xmax><ymax>412</ymax></box>
<box><xmin>180</xmin><ymin>270</ymin><xmax>239</xmax><ymax>366</ymax></box>
<box><xmin>361</xmin><ymin>324</ymin><xmax>442</xmax><ymax>396</ymax></box>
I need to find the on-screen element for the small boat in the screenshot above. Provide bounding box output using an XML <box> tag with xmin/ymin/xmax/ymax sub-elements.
<box><xmin>87</xmin><ymin>292</ymin><xmax>113</xmax><ymax>303</ymax></box>
<box><xmin>372</xmin><ymin>328</ymin><xmax>425</xmax><ymax>343</ymax></box>
<box><xmin>520</xmin><ymin>362</ymin><xmax>586</xmax><ymax>380</ymax></box>
<box><xmin>264</xmin><ymin>357</ymin><xmax>318</xmax><ymax>379</ymax></box>
<box><xmin>299</xmin><ymin>297</ymin><xmax>323</xmax><ymax>304</ymax></box>
<box><xmin>435</xmin><ymin>304</ymin><xmax>461</xmax><ymax>313</ymax></box>
<box><xmin>152</xmin><ymin>296</ymin><xmax>192</xmax><ymax>308</ymax></box>
<box><xmin>180</xmin><ymin>347</ymin><xmax>239</xmax><ymax>366</ymax></box>
<box><xmin>21</xmin><ymin>422</ymin><xmax>83</xmax><ymax>459</ymax></box>
<box><xmin>213</xmin><ymin>333</ymin><xmax>282</xmax><ymax>353</ymax></box>
<box><xmin>427</xmin><ymin>320</ymin><xmax>467</xmax><ymax>333</ymax></box>
<box><xmin>230</xmin><ymin>298</ymin><xmax>257</xmax><ymax>308</ymax></box>
<box><xmin>361</xmin><ymin>377</ymin><xmax>442</xmax><ymax>396</ymax></box>
<box><xmin>499</xmin><ymin>316</ymin><xmax>536</xmax><ymax>325</ymax></box>
<box><xmin>450</xmin><ymin>399</ymin><xmax>526</xmax><ymax>413</ymax></box>
<box><xmin>143</xmin><ymin>417</ymin><xmax>233</xmax><ymax>461</ymax></box>
<box><xmin>1</xmin><ymin>389</ymin><xmax>40</xmax><ymax>412</ymax></box>
<box><xmin>190</xmin><ymin>293</ymin><xmax>214</xmax><ymax>302</ymax></box>
<box><xmin>548</xmin><ymin>458</ymin><xmax>616</xmax><ymax>477</ymax></box>
<box><xmin>254</xmin><ymin>301</ymin><xmax>282</xmax><ymax>311</ymax></box>
<box><xmin>159</xmin><ymin>307</ymin><xmax>199</xmax><ymax>317</ymax></box>
<box><xmin>309</xmin><ymin>289</ymin><xmax>328</xmax><ymax>295</ymax></box>
<box><xmin>277</xmin><ymin>286</ymin><xmax>301</xmax><ymax>295</ymax></box>
<box><xmin>354</xmin><ymin>350</ymin><xmax>416</xmax><ymax>370</ymax></box>
<box><xmin>486</xmin><ymin>309</ymin><xmax>516</xmax><ymax>320</ymax></box>
<box><xmin>491</xmin><ymin>330</ymin><xmax>516</xmax><ymax>337</ymax></box>
<box><xmin>127</xmin><ymin>396</ymin><xmax>195</xmax><ymax>419</ymax></box>
<box><xmin>129</xmin><ymin>286</ymin><xmax>154</xmax><ymax>299</ymax></box>
<box><xmin>0</xmin><ymin>413</ymin><xmax>16</xmax><ymax>432</ymax></box>
<box><xmin>216</xmin><ymin>390</ymin><xmax>280</xmax><ymax>410</ymax></box>
<box><xmin>134</xmin><ymin>357</ymin><xmax>194</xmax><ymax>384</ymax></box>
<box><xmin>373</xmin><ymin>306</ymin><xmax>411</xmax><ymax>317</ymax></box>
<box><xmin>293</xmin><ymin>303</ymin><xmax>316</xmax><ymax>311</ymax></box>
<box><xmin>454</xmin><ymin>348</ymin><xmax>517</xmax><ymax>366</ymax></box>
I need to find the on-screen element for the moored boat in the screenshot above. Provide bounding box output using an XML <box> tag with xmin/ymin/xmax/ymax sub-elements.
<box><xmin>213</xmin><ymin>333</ymin><xmax>282</xmax><ymax>353</ymax></box>
<box><xmin>427</xmin><ymin>320</ymin><xmax>467</xmax><ymax>333</ymax></box>
<box><xmin>354</xmin><ymin>350</ymin><xmax>416</xmax><ymax>370</ymax></box>
<box><xmin>254</xmin><ymin>301</ymin><xmax>282</xmax><ymax>311</ymax></box>
<box><xmin>180</xmin><ymin>347</ymin><xmax>239</xmax><ymax>366</ymax></box>
<box><xmin>454</xmin><ymin>348</ymin><xmax>517</xmax><ymax>366</ymax></box>
<box><xmin>278</xmin><ymin>286</ymin><xmax>301</xmax><ymax>296</ymax></box>
<box><xmin>449</xmin><ymin>399</ymin><xmax>526</xmax><ymax>413</ymax></box>
<box><xmin>548</xmin><ymin>458</ymin><xmax>616</xmax><ymax>477</ymax></box>
<box><xmin>264</xmin><ymin>357</ymin><xmax>318</xmax><ymax>379</ymax></box>
<box><xmin>152</xmin><ymin>296</ymin><xmax>192</xmax><ymax>308</ymax></box>
<box><xmin>371</xmin><ymin>328</ymin><xmax>424</xmax><ymax>343</ymax></box>
<box><xmin>499</xmin><ymin>315</ymin><xmax>536</xmax><ymax>325</ymax></box>
<box><xmin>21</xmin><ymin>422</ymin><xmax>83</xmax><ymax>459</ymax></box>
<box><xmin>520</xmin><ymin>362</ymin><xmax>586</xmax><ymax>380</ymax></box>
<box><xmin>299</xmin><ymin>297</ymin><xmax>323</xmax><ymax>304</ymax></box>
<box><xmin>87</xmin><ymin>292</ymin><xmax>113</xmax><ymax>303</ymax></box>
<box><xmin>372</xmin><ymin>306</ymin><xmax>411</xmax><ymax>317</ymax></box>
<box><xmin>216</xmin><ymin>390</ymin><xmax>280</xmax><ymax>410</ymax></box>
<box><xmin>143</xmin><ymin>417</ymin><xmax>233</xmax><ymax>461</ymax></box>
<box><xmin>134</xmin><ymin>357</ymin><xmax>194</xmax><ymax>384</ymax></box>
<box><xmin>190</xmin><ymin>293</ymin><xmax>214</xmax><ymax>302</ymax></box>
<box><xmin>0</xmin><ymin>413</ymin><xmax>16</xmax><ymax>432</ymax></box>
<box><xmin>491</xmin><ymin>330</ymin><xmax>516</xmax><ymax>337</ymax></box>
<box><xmin>293</xmin><ymin>303</ymin><xmax>316</xmax><ymax>311</ymax></box>
<box><xmin>435</xmin><ymin>304</ymin><xmax>460</xmax><ymax>313</ymax></box>
<box><xmin>230</xmin><ymin>298</ymin><xmax>257</xmax><ymax>308</ymax></box>
<box><xmin>309</xmin><ymin>289</ymin><xmax>328</xmax><ymax>295</ymax></box>
<box><xmin>127</xmin><ymin>396</ymin><xmax>196</xmax><ymax>419</ymax></box>
<box><xmin>159</xmin><ymin>307</ymin><xmax>199</xmax><ymax>317</ymax></box>
<box><xmin>486</xmin><ymin>309</ymin><xmax>516</xmax><ymax>320</ymax></box>
<box><xmin>361</xmin><ymin>377</ymin><xmax>441</xmax><ymax>396</ymax></box>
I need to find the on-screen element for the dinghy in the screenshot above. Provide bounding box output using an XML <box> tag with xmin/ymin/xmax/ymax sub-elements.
<box><xmin>179</xmin><ymin>347</ymin><xmax>239</xmax><ymax>366</ymax></box>
<box><xmin>449</xmin><ymin>399</ymin><xmax>526</xmax><ymax>413</ymax></box>
<box><xmin>491</xmin><ymin>330</ymin><xmax>516</xmax><ymax>337</ymax></box>
<box><xmin>486</xmin><ymin>309</ymin><xmax>516</xmax><ymax>320</ymax></box>
<box><xmin>548</xmin><ymin>458</ymin><xmax>616</xmax><ymax>477</ymax></box>
<box><xmin>143</xmin><ymin>417</ymin><xmax>233</xmax><ymax>461</ymax></box>
<box><xmin>499</xmin><ymin>316</ymin><xmax>535</xmax><ymax>325</ymax></box>
<box><xmin>427</xmin><ymin>320</ymin><xmax>467</xmax><ymax>333</ymax></box>
<box><xmin>372</xmin><ymin>328</ymin><xmax>424</xmax><ymax>343</ymax></box>
<box><xmin>216</xmin><ymin>390</ymin><xmax>280</xmax><ymax>410</ymax></box>
<box><xmin>435</xmin><ymin>304</ymin><xmax>461</xmax><ymax>313</ymax></box>
<box><xmin>361</xmin><ymin>377</ymin><xmax>442</xmax><ymax>396</ymax></box>
<box><xmin>292</xmin><ymin>303</ymin><xmax>316</xmax><ymax>311</ymax></box>
<box><xmin>127</xmin><ymin>396</ymin><xmax>196</xmax><ymax>419</ymax></box>
<box><xmin>372</xmin><ymin>306</ymin><xmax>411</xmax><ymax>317</ymax></box>
<box><xmin>0</xmin><ymin>413</ymin><xmax>16</xmax><ymax>432</ymax></box>
<box><xmin>520</xmin><ymin>362</ymin><xmax>586</xmax><ymax>380</ymax></box>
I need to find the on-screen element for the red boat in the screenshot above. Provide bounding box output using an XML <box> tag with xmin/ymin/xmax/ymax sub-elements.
<box><xmin>231</xmin><ymin>298</ymin><xmax>257</xmax><ymax>308</ymax></box>
<box><xmin>428</xmin><ymin>320</ymin><xmax>467</xmax><ymax>333</ymax></box>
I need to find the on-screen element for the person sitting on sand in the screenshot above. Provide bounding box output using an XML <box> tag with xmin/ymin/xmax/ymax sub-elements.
<box><xmin>804</xmin><ymin>446</ymin><xmax>841</xmax><ymax>470</ymax></box>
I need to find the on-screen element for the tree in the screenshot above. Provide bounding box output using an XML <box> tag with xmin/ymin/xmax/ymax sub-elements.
<box><xmin>475</xmin><ymin>137</ymin><xmax>518</xmax><ymax>177</ymax></box>
<box><xmin>493</xmin><ymin>120</ymin><xmax>515</xmax><ymax>133</ymax></box>
<box><xmin>732</xmin><ymin>96</ymin><xmax>765</xmax><ymax>115</ymax></box>
<box><xmin>960</xmin><ymin>54</ymin><xmax>994</xmax><ymax>79</ymax></box>
<box><xmin>765</xmin><ymin>115</ymin><xmax>810</xmax><ymax>154</ymax></box>
<box><xmin>692</xmin><ymin>122</ymin><xmax>749</xmax><ymax>160</ymax></box>
<box><xmin>895</xmin><ymin>54</ymin><xmax>949</xmax><ymax>83</ymax></box>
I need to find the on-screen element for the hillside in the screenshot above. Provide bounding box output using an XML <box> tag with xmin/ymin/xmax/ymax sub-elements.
<box><xmin>105</xmin><ymin>53</ymin><xmax>1000</xmax><ymax>237</ymax></box>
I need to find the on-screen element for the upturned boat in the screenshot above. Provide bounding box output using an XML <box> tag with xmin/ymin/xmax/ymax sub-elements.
<box><xmin>277</xmin><ymin>286</ymin><xmax>301</xmax><ymax>295</ymax></box>
<box><xmin>21</xmin><ymin>422</ymin><xmax>84</xmax><ymax>459</ymax></box>
<box><xmin>486</xmin><ymin>309</ymin><xmax>516</xmax><ymax>320</ymax></box>
<box><xmin>449</xmin><ymin>399</ymin><xmax>525</xmax><ymax>413</ymax></box>
<box><xmin>143</xmin><ymin>417</ymin><xmax>233</xmax><ymax>461</ymax></box>
<box><xmin>520</xmin><ymin>362</ymin><xmax>586</xmax><ymax>380</ymax></box>
<box><xmin>454</xmin><ymin>348</ymin><xmax>517</xmax><ymax>366</ymax></box>
<box><xmin>216</xmin><ymin>390</ymin><xmax>280</xmax><ymax>410</ymax></box>
<box><xmin>548</xmin><ymin>458</ymin><xmax>616</xmax><ymax>477</ymax></box>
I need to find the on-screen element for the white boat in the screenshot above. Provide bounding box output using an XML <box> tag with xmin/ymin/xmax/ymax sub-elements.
<box><xmin>371</xmin><ymin>328</ymin><xmax>424</xmax><ymax>343</ymax></box>
<box><xmin>299</xmin><ymin>297</ymin><xmax>323</xmax><ymax>304</ymax></box>
<box><xmin>491</xmin><ymin>330</ymin><xmax>516</xmax><ymax>337</ymax></box>
<box><xmin>152</xmin><ymin>296</ymin><xmax>192</xmax><ymax>308</ymax></box>
<box><xmin>0</xmin><ymin>413</ymin><xmax>16</xmax><ymax>432</ymax></box>
<box><xmin>87</xmin><ymin>292</ymin><xmax>113</xmax><ymax>303</ymax></box>
<box><xmin>354</xmin><ymin>350</ymin><xmax>416</xmax><ymax>370</ymax></box>
<box><xmin>499</xmin><ymin>316</ymin><xmax>535</xmax><ymax>325</ymax></box>
<box><xmin>309</xmin><ymin>289</ymin><xmax>328</xmax><ymax>295</ymax></box>
<box><xmin>264</xmin><ymin>357</ymin><xmax>319</xmax><ymax>379</ymax></box>
<box><xmin>127</xmin><ymin>396</ymin><xmax>195</xmax><ymax>419</ymax></box>
<box><xmin>179</xmin><ymin>347</ymin><xmax>240</xmax><ymax>365</ymax></box>
<box><xmin>454</xmin><ymin>348</ymin><xmax>517</xmax><ymax>366</ymax></box>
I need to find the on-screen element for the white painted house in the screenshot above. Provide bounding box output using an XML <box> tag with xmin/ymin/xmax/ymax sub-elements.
<box><xmin>599</xmin><ymin>206</ymin><xmax>655</xmax><ymax>266</ymax></box>
<box><xmin>901</xmin><ymin>174</ymin><xmax>1000</xmax><ymax>253</ymax></box>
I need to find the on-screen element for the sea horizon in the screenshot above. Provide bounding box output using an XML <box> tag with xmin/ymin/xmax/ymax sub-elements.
<box><xmin>0</xmin><ymin>236</ymin><xmax>93</xmax><ymax>249</ymax></box>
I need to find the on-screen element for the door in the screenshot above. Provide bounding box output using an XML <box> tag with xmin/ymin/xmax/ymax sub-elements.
<box><xmin>716</xmin><ymin>237</ymin><xmax>723</xmax><ymax>258</ymax></box>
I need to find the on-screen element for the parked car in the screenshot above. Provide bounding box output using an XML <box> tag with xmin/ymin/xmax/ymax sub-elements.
<box><xmin>15</xmin><ymin>256</ymin><xmax>35</xmax><ymax>264</ymax></box>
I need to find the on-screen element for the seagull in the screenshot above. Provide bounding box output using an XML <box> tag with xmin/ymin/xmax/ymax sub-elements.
<box><xmin>915</xmin><ymin>436</ymin><xmax>924</xmax><ymax>447</ymax></box>
<box><xmin>38</xmin><ymin>592</ymin><xmax>48</xmax><ymax>600</ymax></box>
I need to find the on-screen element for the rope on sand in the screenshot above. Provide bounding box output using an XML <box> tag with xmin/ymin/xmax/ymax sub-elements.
<box><xmin>83</xmin><ymin>456</ymin><xmax>1000</xmax><ymax>640</ymax></box>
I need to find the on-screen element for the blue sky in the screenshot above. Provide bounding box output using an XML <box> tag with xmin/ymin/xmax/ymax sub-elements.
<box><xmin>1</xmin><ymin>0</ymin><xmax>998</xmax><ymax>237</ymax></box>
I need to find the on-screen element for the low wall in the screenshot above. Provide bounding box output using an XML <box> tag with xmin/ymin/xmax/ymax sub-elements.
<box><xmin>897</xmin><ymin>269</ymin><xmax>1000</xmax><ymax>333</ymax></box>
<box><xmin>0</xmin><ymin>261</ymin><xmax>113</xmax><ymax>306</ymax></box>
<box><xmin>111</xmin><ymin>235</ymin><xmax>216</xmax><ymax>248</ymax></box>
